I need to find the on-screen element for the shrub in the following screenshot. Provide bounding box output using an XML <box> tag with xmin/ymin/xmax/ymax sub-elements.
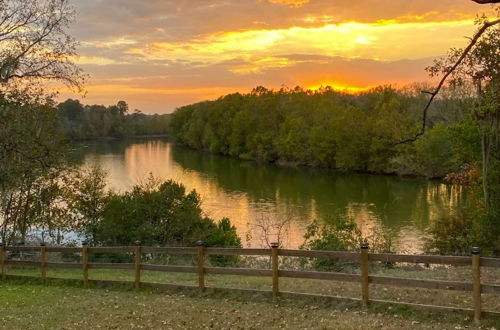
<box><xmin>85</xmin><ymin>180</ymin><xmax>242</xmax><ymax>255</ymax></box>
<box><xmin>302</xmin><ymin>213</ymin><xmax>360</xmax><ymax>271</ymax></box>
<box><xmin>425</xmin><ymin>189</ymin><xmax>500</xmax><ymax>257</ymax></box>
<box><xmin>300</xmin><ymin>212</ymin><xmax>396</xmax><ymax>271</ymax></box>
<box><xmin>425</xmin><ymin>207</ymin><xmax>481</xmax><ymax>256</ymax></box>
<box><xmin>205</xmin><ymin>218</ymin><xmax>241</xmax><ymax>266</ymax></box>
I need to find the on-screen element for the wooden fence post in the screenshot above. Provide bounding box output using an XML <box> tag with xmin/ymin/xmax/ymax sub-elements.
<box><xmin>471</xmin><ymin>247</ymin><xmax>481</xmax><ymax>324</ymax></box>
<box><xmin>40</xmin><ymin>243</ymin><xmax>47</xmax><ymax>280</ymax></box>
<box><xmin>271</xmin><ymin>242</ymin><xmax>280</xmax><ymax>298</ymax></box>
<box><xmin>196</xmin><ymin>241</ymin><xmax>205</xmax><ymax>292</ymax></box>
<box><xmin>0</xmin><ymin>243</ymin><xmax>5</xmax><ymax>279</ymax></box>
<box><xmin>134</xmin><ymin>241</ymin><xmax>141</xmax><ymax>289</ymax></box>
<box><xmin>360</xmin><ymin>242</ymin><xmax>370</xmax><ymax>307</ymax></box>
<box><xmin>82</xmin><ymin>241</ymin><xmax>89</xmax><ymax>285</ymax></box>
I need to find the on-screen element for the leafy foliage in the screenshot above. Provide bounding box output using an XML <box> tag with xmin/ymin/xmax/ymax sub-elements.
<box><xmin>83</xmin><ymin>178</ymin><xmax>241</xmax><ymax>252</ymax></box>
<box><xmin>424</xmin><ymin>13</ymin><xmax>500</xmax><ymax>256</ymax></box>
<box><xmin>0</xmin><ymin>93</ymin><xmax>70</xmax><ymax>244</ymax></box>
<box><xmin>425</xmin><ymin>205</ymin><xmax>482</xmax><ymax>256</ymax></box>
<box><xmin>300</xmin><ymin>212</ymin><xmax>395</xmax><ymax>271</ymax></box>
<box><xmin>67</xmin><ymin>164</ymin><xmax>108</xmax><ymax>237</ymax></box>
<box><xmin>170</xmin><ymin>85</ymin><xmax>476</xmax><ymax>178</ymax></box>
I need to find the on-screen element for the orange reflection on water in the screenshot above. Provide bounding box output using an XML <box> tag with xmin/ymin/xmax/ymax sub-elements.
<box><xmin>96</xmin><ymin>140</ymin><xmax>309</xmax><ymax>248</ymax></box>
<box><xmin>425</xmin><ymin>183</ymin><xmax>464</xmax><ymax>222</ymax></box>
<box><xmin>82</xmin><ymin>139</ymin><xmax>465</xmax><ymax>251</ymax></box>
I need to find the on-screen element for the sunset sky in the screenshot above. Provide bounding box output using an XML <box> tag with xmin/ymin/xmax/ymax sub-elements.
<box><xmin>64</xmin><ymin>0</ymin><xmax>497</xmax><ymax>113</ymax></box>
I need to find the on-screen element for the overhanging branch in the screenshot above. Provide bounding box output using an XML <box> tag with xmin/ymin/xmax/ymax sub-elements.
<box><xmin>395</xmin><ymin>17</ymin><xmax>500</xmax><ymax>145</ymax></box>
<box><xmin>471</xmin><ymin>0</ymin><xmax>500</xmax><ymax>4</ymax></box>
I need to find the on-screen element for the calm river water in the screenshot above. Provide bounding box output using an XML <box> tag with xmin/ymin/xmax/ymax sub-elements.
<box><xmin>71</xmin><ymin>138</ymin><xmax>464</xmax><ymax>252</ymax></box>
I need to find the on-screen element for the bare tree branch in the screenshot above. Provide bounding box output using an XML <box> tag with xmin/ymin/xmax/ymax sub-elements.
<box><xmin>396</xmin><ymin>17</ymin><xmax>500</xmax><ymax>145</ymax></box>
<box><xmin>472</xmin><ymin>0</ymin><xmax>500</xmax><ymax>4</ymax></box>
<box><xmin>0</xmin><ymin>0</ymin><xmax>84</xmax><ymax>91</ymax></box>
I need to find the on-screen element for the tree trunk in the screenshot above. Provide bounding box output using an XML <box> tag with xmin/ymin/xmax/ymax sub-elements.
<box><xmin>482</xmin><ymin>132</ymin><xmax>490</xmax><ymax>207</ymax></box>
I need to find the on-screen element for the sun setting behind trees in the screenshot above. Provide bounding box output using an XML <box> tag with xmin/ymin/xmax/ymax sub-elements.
<box><xmin>59</xmin><ymin>0</ymin><xmax>497</xmax><ymax>113</ymax></box>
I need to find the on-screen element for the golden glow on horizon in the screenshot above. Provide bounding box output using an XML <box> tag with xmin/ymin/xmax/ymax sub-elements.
<box><xmin>85</xmin><ymin>84</ymin><xmax>245</xmax><ymax>96</ymax></box>
<box><xmin>306</xmin><ymin>83</ymin><xmax>372</xmax><ymax>93</ymax></box>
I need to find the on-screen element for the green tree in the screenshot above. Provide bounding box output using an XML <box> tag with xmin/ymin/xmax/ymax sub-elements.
<box><xmin>88</xmin><ymin>179</ymin><xmax>242</xmax><ymax>250</ymax></box>
<box><xmin>67</xmin><ymin>164</ymin><xmax>108</xmax><ymax>239</ymax></box>
<box><xmin>0</xmin><ymin>94</ymin><xmax>69</xmax><ymax>244</ymax></box>
<box><xmin>427</xmin><ymin>12</ymin><xmax>499</xmax><ymax>206</ymax></box>
<box><xmin>0</xmin><ymin>0</ymin><xmax>84</xmax><ymax>244</ymax></box>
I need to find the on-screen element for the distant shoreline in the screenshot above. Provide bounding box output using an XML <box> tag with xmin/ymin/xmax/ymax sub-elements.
<box><xmin>69</xmin><ymin>134</ymin><xmax>169</xmax><ymax>142</ymax></box>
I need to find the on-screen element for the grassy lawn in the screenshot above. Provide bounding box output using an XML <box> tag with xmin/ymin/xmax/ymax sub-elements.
<box><xmin>1</xmin><ymin>263</ymin><xmax>500</xmax><ymax>329</ymax></box>
<box><xmin>1</xmin><ymin>277</ymin><xmax>499</xmax><ymax>330</ymax></box>
<box><xmin>5</xmin><ymin>261</ymin><xmax>500</xmax><ymax>312</ymax></box>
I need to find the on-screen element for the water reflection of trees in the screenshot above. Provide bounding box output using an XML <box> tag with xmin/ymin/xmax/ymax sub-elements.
<box><xmin>170</xmin><ymin>142</ymin><xmax>464</xmax><ymax>231</ymax></box>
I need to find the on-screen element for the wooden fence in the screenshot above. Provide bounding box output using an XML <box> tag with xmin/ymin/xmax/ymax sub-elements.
<box><xmin>1</xmin><ymin>242</ymin><xmax>499</xmax><ymax>324</ymax></box>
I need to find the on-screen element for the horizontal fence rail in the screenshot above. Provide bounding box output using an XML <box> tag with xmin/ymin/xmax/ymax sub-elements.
<box><xmin>204</xmin><ymin>248</ymin><xmax>270</xmax><ymax>256</ymax></box>
<box><xmin>368</xmin><ymin>253</ymin><xmax>472</xmax><ymax>266</ymax></box>
<box><xmin>141</xmin><ymin>247</ymin><xmax>198</xmax><ymax>254</ymax></box>
<box><xmin>0</xmin><ymin>243</ymin><xmax>499</xmax><ymax>324</ymax></box>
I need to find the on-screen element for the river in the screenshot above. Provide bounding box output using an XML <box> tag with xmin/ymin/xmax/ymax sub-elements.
<box><xmin>70</xmin><ymin>138</ymin><xmax>465</xmax><ymax>252</ymax></box>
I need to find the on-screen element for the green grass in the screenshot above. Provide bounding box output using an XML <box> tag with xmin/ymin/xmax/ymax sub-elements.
<box><xmin>2</xmin><ymin>264</ymin><xmax>500</xmax><ymax>329</ymax></box>
<box><xmin>1</xmin><ymin>277</ymin><xmax>498</xmax><ymax>330</ymax></box>
<box><xmin>6</xmin><ymin>263</ymin><xmax>500</xmax><ymax>311</ymax></box>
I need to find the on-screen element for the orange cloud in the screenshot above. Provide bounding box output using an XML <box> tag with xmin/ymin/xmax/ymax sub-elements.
<box><xmin>268</xmin><ymin>0</ymin><xmax>310</xmax><ymax>6</ymax></box>
<box><xmin>128</xmin><ymin>20</ymin><xmax>475</xmax><ymax>66</ymax></box>
<box><xmin>230</xmin><ymin>56</ymin><xmax>296</xmax><ymax>74</ymax></box>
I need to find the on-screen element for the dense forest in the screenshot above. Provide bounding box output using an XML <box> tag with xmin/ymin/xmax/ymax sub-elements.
<box><xmin>169</xmin><ymin>85</ymin><xmax>478</xmax><ymax>178</ymax></box>
<box><xmin>57</xmin><ymin>99</ymin><xmax>170</xmax><ymax>140</ymax></box>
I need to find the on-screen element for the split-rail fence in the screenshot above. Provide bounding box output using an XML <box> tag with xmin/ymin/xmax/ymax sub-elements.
<box><xmin>1</xmin><ymin>242</ymin><xmax>499</xmax><ymax>324</ymax></box>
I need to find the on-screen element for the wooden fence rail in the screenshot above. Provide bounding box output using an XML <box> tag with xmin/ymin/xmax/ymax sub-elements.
<box><xmin>0</xmin><ymin>242</ymin><xmax>499</xmax><ymax>324</ymax></box>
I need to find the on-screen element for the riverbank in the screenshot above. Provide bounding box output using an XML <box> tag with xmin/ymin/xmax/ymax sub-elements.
<box><xmin>69</xmin><ymin>134</ymin><xmax>169</xmax><ymax>142</ymax></box>
<box><xmin>179</xmin><ymin>143</ymin><xmax>448</xmax><ymax>180</ymax></box>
